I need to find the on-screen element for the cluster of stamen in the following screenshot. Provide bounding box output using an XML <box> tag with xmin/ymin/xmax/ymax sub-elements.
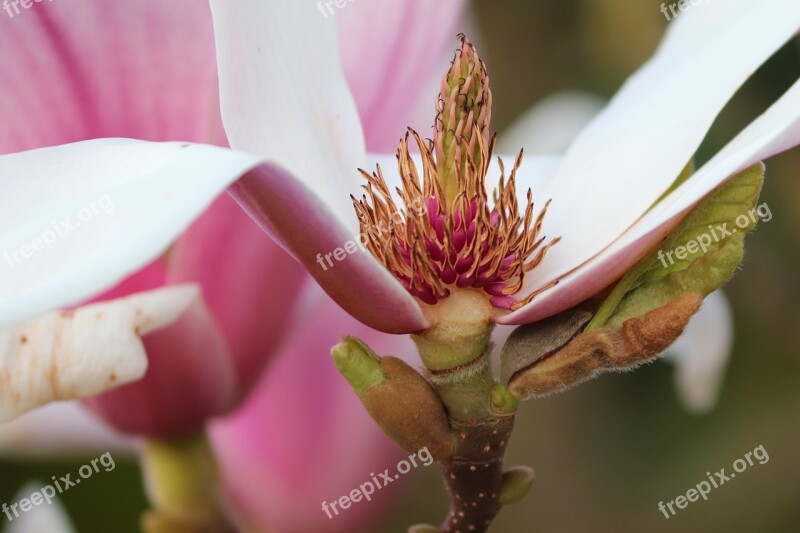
<box><xmin>352</xmin><ymin>36</ymin><xmax>559</xmax><ymax>311</ymax></box>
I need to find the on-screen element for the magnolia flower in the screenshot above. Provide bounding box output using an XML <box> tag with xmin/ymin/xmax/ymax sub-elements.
<box><xmin>0</xmin><ymin>0</ymin><xmax>464</xmax><ymax>427</ymax></box>
<box><xmin>0</xmin><ymin>0</ymin><xmax>304</xmax><ymax>434</ymax></box>
<box><xmin>1</xmin><ymin>1</ymin><xmax>464</xmax><ymax>528</ymax></box>
<box><xmin>211</xmin><ymin>0</ymin><xmax>800</xmax><ymax>336</ymax></box>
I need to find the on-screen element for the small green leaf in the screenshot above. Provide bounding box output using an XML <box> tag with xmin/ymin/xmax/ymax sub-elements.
<box><xmin>588</xmin><ymin>163</ymin><xmax>765</xmax><ymax>330</ymax></box>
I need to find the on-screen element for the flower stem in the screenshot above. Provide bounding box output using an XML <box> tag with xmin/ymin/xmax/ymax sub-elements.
<box><xmin>438</xmin><ymin>416</ymin><xmax>514</xmax><ymax>531</ymax></box>
<box><xmin>140</xmin><ymin>433</ymin><xmax>235</xmax><ymax>532</ymax></box>
<box><xmin>417</xmin><ymin>330</ymin><xmax>521</xmax><ymax>533</ymax></box>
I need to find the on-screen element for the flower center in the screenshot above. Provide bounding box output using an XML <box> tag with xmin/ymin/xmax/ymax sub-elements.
<box><xmin>352</xmin><ymin>35</ymin><xmax>559</xmax><ymax>311</ymax></box>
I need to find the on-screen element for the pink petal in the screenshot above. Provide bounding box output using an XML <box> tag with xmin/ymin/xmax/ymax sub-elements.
<box><xmin>210</xmin><ymin>290</ymin><xmax>415</xmax><ymax>532</ymax></box>
<box><xmin>168</xmin><ymin>194</ymin><xmax>307</xmax><ymax>395</ymax></box>
<box><xmin>230</xmin><ymin>163</ymin><xmax>428</xmax><ymax>334</ymax></box>
<box><xmin>84</xmin><ymin>298</ymin><xmax>236</xmax><ymax>439</ymax></box>
<box><xmin>0</xmin><ymin>1</ymin><xmax>219</xmax><ymax>153</ymax></box>
<box><xmin>88</xmin><ymin>259</ymin><xmax>167</xmax><ymax>303</ymax></box>
<box><xmin>338</xmin><ymin>0</ymin><xmax>467</xmax><ymax>152</ymax></box>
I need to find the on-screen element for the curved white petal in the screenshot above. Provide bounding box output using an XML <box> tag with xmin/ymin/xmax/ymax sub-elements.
<box><xmin>0</xmin><ymin>402</ymin><xmax>136</xmax><ymax>459</ymax></box>
<box><xmin>210</xmin><ymin>0</ymin><xmax>366</xmax><ymax>230</ymax></box>
<box><xmin>643</xmin><ymin>77</ymin><xmax>800</xmax><ymax>227</ymax></box>
<box><xmin>0</xmin><ymin>285</ymin><xmax>198</xmax><ymax>422</ymax></box>
<box><xmin>498</xmin><ymin>91</ymin><xmax>606</xmax><ymax>155</ymax></box>
<box><xmin>530</xmin><ymin>0</ymin><xmax>800</xmax><ymax>286</ymax></box>
<box><xmin>0</xmin><ymin>139</ymin><xmax>261</xmax><ymax>326</ymax></box>
<box><xmin>6</xmin><ymin>482</ymin><xmax>75</xmax><ymax>533</ymax></box>
<box><xmin>503</xmin><ymin>75</ymin><xmax>800</xmax><ymax>325</ymax></box>
<box><xmin>666</xmin><ymin>290</ymin><xmax>734</xmax><ymax>413</ymax></box>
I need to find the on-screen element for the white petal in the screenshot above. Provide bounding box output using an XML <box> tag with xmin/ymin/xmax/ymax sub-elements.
<box><xmin>0</xmin><ymin>285</ymin><xmax>198</xmax><ymax>422</ymax></box>
<box><xmin>0</xmin><ymin>402</ymin><xmax>136</xmax><ymax>459</ymax></box>
<box><xmin>640</xmin><ymin>77</ymin><xmax>800</xmax><ymax>228</ymax></box>
<box><xmin>210</xmin><ymin>0</ymin><xmax>366</xmax><ymax>229</ymax></box>
<box><xmin>497</xmin><ymin>91</ymin><xmax>605</xmax><ymax>155</ymax></box>
<box><xmin>502</xmin><ymin>75</ymin><xmax>800</xmax><ymax>325</ymax></box>
<box><xmin>530</xmin><ymin>0</ymin><xmax>800</xmax><ymax>285</ymax></box>
<box><xmin>0</xmin><ymin>139</ymin><xmax>261</xmax><ymax>326</ymax></box>
<box><xmin>666</xmin><ymin>290</ymin><xmax>734</xmax><ymax>413</ymax></box>
<box><xmin>5</xmin><ymin>482</ymin><xmax>75</xmax><ymax>533</ymax></box>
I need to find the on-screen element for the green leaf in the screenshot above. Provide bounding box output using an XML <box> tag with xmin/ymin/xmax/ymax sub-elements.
<box><xmin>588</xmin><ymin>163</ymin><xmax>765</xmax><ymax>330</ymax></box>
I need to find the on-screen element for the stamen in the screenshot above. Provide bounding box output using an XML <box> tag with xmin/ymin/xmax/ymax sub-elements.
<box><xmin>352</xmin><ymin>35</ymin><xmax>560</xmax><ymax>311</ymax></box>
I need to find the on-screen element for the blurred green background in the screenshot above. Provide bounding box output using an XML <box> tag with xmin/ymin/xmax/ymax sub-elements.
<box><xmin>1</xmin><ymin>1</ymin><xmax>798</xmax><ymax>532</ymax></box>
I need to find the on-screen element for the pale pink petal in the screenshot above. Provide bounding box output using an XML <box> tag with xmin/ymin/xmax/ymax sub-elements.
<box><xmin>229</xmin><ymin>165</ymin><xmax>428</xmax><ymax>334</ymax></box>
<box><xmin>338</xmin><ymin>0</ymin><xmax>467</xmax><ymax>152</ymax></box>
<box><xmin>168</xmin><ymin>194</ymin><xmax>307</xmax><ymax>393</ymax></box>
<box><xmin>84</xmin><ymin>297</ymin><xmax>236</xmax><ymax>439</ymax></box>
<box><xmin>0</xmin><ymin>402</ymin><xmax>136</xmax><ymax>459</ymax></box>
<box><xmin>210</xmin><ymin>0</ymin><xmax>366</xmax><ymax>226</ymax></box>
<box><xmin>527</xmin><ymin>0</ymin><xmax>800</xmax><ymax>288</ymax></box>
<box><xmin>503</xmin><ymin>76</ymin><xmax>800</xmax><ymax>325</ymax></box>
<box><xmin>0</xmin><ymin>1</ymin><xmax>218</xmax><ymax>153</ymax></box>
<box><xmin>210</xmin><ymin>289</ymin><xmax>415</xmax><ymax>533</ymax></box>
<box><xmin>0</xmin><ymin>286</ymin><xmax>198</xmax><ymax>422</ymax></box>
<box><xmin>666</xmin><ymin>290</ymin><xmax>734</xmax><ymax>413</ymax></box>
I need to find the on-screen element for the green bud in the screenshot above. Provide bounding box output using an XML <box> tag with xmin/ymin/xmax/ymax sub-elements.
<box><xmin>490</xmin><ymin>384</ymin><xmax>520</xmax><ymax>415</ymax></box>
<box><xmin>363</xmin><ymin>356</ymin><xmax>457</xmax><ymax>460</ymax></box>
<box><xmin>331</xmin><ymin>336</ymin><xmax>385</xmax><ymax>397</ymax></box>
<box><xmin>499</xmin><ymin>466</ymin><xmax>535</xmax><ymax>505</ymax></box>
<box><xmin>332</xmin><ymin>337</ymin><xmax>457</xmax><ymax>460</ymax></box>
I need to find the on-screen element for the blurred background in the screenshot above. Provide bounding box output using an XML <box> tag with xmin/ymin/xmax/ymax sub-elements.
<box><xmin>1</xmin><ymin>1</ymin><xmax>798</xmax><ymax>532</ymax></box>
